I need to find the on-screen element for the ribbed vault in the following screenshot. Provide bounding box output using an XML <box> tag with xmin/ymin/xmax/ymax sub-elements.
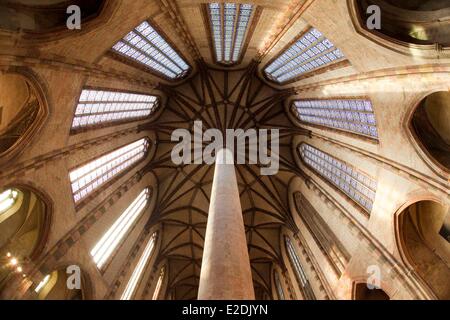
<box><xmin>141</xmin><ymin>61</ymin><xmax>309</xmax><ymax>300</ymax></box>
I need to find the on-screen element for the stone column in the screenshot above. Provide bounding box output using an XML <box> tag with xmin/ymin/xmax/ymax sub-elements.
<box><xmin>198</xmin><ymin>148</ymin><xmax>255</xmax><ymax>300</ymax></box>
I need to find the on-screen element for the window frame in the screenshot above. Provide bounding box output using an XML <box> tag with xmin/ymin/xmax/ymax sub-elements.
<box><xmin>68</xmin><ymin>137</ymin><xmax>150</xmax><ymax>210</ymax></box>
<box><xmin>297</xmin><ymin>143</ymin><xmax>377</xmax><ymax>216</ymax></box>
<box><xmin>70</xmin><ymin>86</ymin><xmax>160</xmax><ymax>134</ymax></box>
<box><xmin>120</xmin><ymin>231</ymin><xmax>158</xmax><ymax>300</ymax></box>
<box><xmin>90</xmin><ymin>188</ymin><xmax>152</xmax><ymax>271</ymax></box>
<box><xmin>263</xmin><ymin>27</ymin><xmax>350</xmax><ymax>85</ymax></box>
<box><xmin>203</xmin><ymin>3</ymin><xmax>261</xmax><ymax>66</ymax></box>
<box><xmin>290</xmin><ymin>96</ymin><xmax>379</xmax><ymax>143</ymax></box>
<box><xmin>108</xmin><ymin>19</ymin><xmax>192</xmax><ymax>81</ymax></box>
<box><xmin>284</xmin><ymin>236</ymin><xmax>316</xmax><ymax>300</ymax></box>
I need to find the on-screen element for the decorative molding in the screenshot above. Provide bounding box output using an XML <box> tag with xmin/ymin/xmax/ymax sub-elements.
<box><xmin>256</xmin><ymin>0</ymin><xmax>316</xmax><ymax>61</ymax></box>
<box><xmin>155</xmin><ymin>0</ymin><xmax>202</xmax><ymax>61</ymax></box>
<box><xmin>292</xmin><ymin>63</ymin><xmax>450</xmax><ymax>94</ymax></box>
<box><xmin>0</xmin><ymin>54</ymin><xmax>159</xmax><ymax>89</ymax></box>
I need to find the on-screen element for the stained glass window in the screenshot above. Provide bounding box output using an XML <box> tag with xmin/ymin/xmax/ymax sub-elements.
<box><xmin>208</xmin><ymin>3</ymin><xmax>254</xmax><ymax>64</ymax></box>
<box><xmin>121</xmin><ymin>232</ymin><xmax>157</xmax><ymax>300</ymax></box>
<box><xmin>285</xmin><ymin>237</ymin><xmax>316</xmax><ymax>300</ymax></box>
<box><xmin>292</xmin><ymin>99</ymin><xmax>378</xmax><ymax>138</ymax></box>
<box><xmin>112</xmin><ymin>21</ymin><xmax>189</xmax><ymax>79</ymax></box>
<box><xmin>298</xmin><ymin>144</ymin><xmax>377</xmax><ymax>212</ymax></box>
<box><xmin>275</xmin><ymin>272</ymin><xmax>285</xmax><ymax>300</ymax></box>
<box><xmin>91</xmin><ymin>188</ymin><xmax>150</xmax><ymax>269</ymax></box>
<box><xmin>69</xmin><ymin>138</ymin><xmax>149</xmax><ymax>203</ymax></box>
<box><xmin>72</xmin><ymin>89</ymin><xmax>158</xmax><ymax>130</ymax></box>
<box><xmin>265</xmin><ymin>28</ymin><xmax>346</xmax><ymax>83</ymax></box>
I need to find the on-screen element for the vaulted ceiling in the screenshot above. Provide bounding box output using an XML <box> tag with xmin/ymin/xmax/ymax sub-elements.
<box><xmin>141</xmin><ymin>63</ymin><xmax>308</xmax><ymax>299</ymax></box>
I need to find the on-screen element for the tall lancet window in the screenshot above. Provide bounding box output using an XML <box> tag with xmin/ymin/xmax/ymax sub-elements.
<box><xmin>71</xmin><ymin>89</ymin><xmax>159</xmax><ymax>131</ymax></box>
<box><xmin>91</xmin><ymin>188</ymin><xmax>150</xmax><ymax>269</ymax></box>
<box><xmin>152</xmin><ymin>266</ymin><xmax>165</xmax><ymax>300</ymax></box>
<box><xmin>292</xmin><ymin>98</ymin><xmax>378</xmax><ymax>139</ymax></box>
<box><xmin>285</xmin><ymin>237</ymin><xmax>316</xmax><ymax>300</ymax></box>
<box><xmin>274</xmin><ymin>272</ymin><xmax>285</xmax><ymax>300</ymax></box>
<box><xmin>207</xmin><ymin>2</ymin><xmax>255</xmax><ymax>64</ymax></box>
<box><xmin>111</xmin><ymin>21</ymin><xmax>190</xmax><ymax>80</ymax></box>
<box><xmin>69</xmin><ymin>138</ymin><xmax>149</xmax><ymax>204</ymax></box>
<box><xmin>121</xmin><ymin>232</ymin><xmax>157</xmax><ymax>300</ymax></box>
<box><xmin>264</xmin><ymin>27</ymin><xmax>346</xmax><ymax>83</ymax></box>
<box><xmin>298</xmin><ymin>144</ymin><xmax>377</xmax><ymax>213</ymax></box>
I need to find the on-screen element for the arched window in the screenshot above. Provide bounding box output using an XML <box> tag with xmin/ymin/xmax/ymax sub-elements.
<box><xmin>69</xmin><ymin>138</ymin><xmax>149</xmax><ymax>204</ymax></box>
<box><xmin>264</xmin><ymin>27</ymin><xmax>347</xmax><ymax>84</ymax></box>
<box><xmin>152</xmin><ymin>266</ymin><xmax>166</xmax><ymax>300</ymax></box>
<box><xmin>292</xmin><ymin>98</ymin><xmax>378</xmax><ymax>139</ymax></box>
<box><xmin>205</xmin><ymin>3</ymin><xmax>256</xmax><ymax>65</ymax></box>
<box><xmin>293</xmin><ymin>192</ymin><xmax>350</xmax><ymax>275</ymax></box>
<box><xmin>274</xmin><ymin>271</ymin><xmax>285</xmax><ymax>300</ymax></box>
<box><xmin>0</xmin><ymin>1</ymin><xmax>105</xmax><ymax>35</ymax></box>
<box><xmin>0</xmin><ymin>187</ymin><xmax>50</xmax><ymax>291</ymax></box>
<box><xmin>0</xmin><ymin>71</ymin><xmax>48</xmax><ymax>165</ymax></box>
<box><xmin>353</xmin><ymin>282</ymin><xmax>390</xmax><ymax>300</ymax></box>
<box><xmin>285</xmin><ymin>237</ymin><xmax>315</xmax><ymax>300</ymax></box>
<box><xmin>397</xmin><ymin>200</ymin><xmax>450</xmax><ymax>299</ymax></box>
<box><xmin>111</xmin><ymin>21</ymin><xmax>190</xmax><ymax>80</ymax></box>
<box><xmin>121</xmin><ymin>232</ymin><xmax>158</xmax><ymax>300</ymax></box>
<box><xmin>410</xmin><ymin>91</ymin><xmax>450</xmax><ymax>172</ymax></box>
<box><xmin>71</xmin><ymin>89</ymin><xmax>159</xmax><ymax>132</ymax></box>
<box><xmin>298</xmin><ymin>143</ymin><xmax>377</xmax><ymax>213</ymax></box>
<box><xmin>354</xmin><ymin>1</ymin><xmax>450</xmax><ymax>47</ymax></box>
<box><xmin>90</xmin><ymin>188</ymin><xmax>151</xmax><ymax>269</ymax></box>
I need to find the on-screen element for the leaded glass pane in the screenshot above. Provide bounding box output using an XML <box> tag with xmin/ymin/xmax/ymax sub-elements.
<box><xmin>69</xmin><ymin>138</ymin><xmax>149</xmax><ymax>203</ymax></box>
<box><xmin>265</xmin><ymin>28</ymin><xmax>346</xmax><ymax>83</ymax></box>
<box><xmin>298</xmin><ymin>144</ymin><xmax>377</xmax><ymax>212</ymax></box>
<box><xmin>292</xmin><ymin>99</ymin><xmax>378</xmax><ymax>138</ymax></box>
<box><xmin>112</xmin><ymin>21</ymin><xmax>189</xmax><ymax>79</ymax></box>
<box><xmin>72</xmin><ymin>89</ymin><xmax>158</xmax><ymax>130</ymax></box>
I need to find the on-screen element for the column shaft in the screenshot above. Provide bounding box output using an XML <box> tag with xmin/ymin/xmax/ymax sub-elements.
<box><xmin>198</xmin><ymin>149</ymin><xmax>254</xmax><ymax>300</ymax></box>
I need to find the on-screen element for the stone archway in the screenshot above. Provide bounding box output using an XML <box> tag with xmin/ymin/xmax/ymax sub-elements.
<box><xmin>396</xmin><ymin>199</ymin><xmax>450</xmax><ymax>299</ymax></box>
